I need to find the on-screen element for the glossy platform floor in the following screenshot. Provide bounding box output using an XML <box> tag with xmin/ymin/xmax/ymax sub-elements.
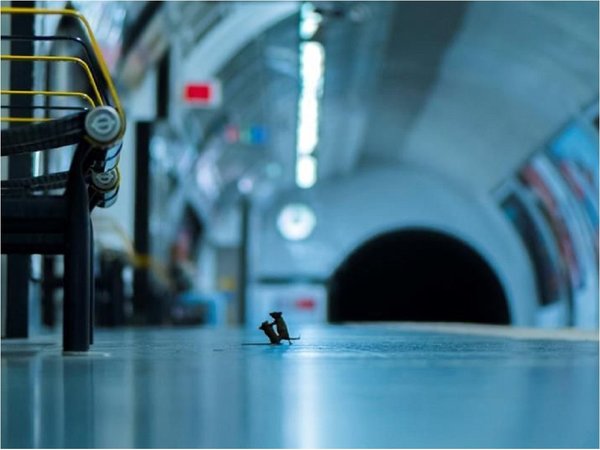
<box><xmin>2</xmin><ymin>323</ymin><xmax>598</xmax><ymax>448</ymax></box>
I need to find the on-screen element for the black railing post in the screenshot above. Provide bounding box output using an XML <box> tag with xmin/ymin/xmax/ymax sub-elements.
<box><xmin>133</xmin><ymin>121</ymin><xmax>152</xmax><ymax>322</ymax></box>
<box><xmin>63</xmin><ymin>146</ymin><xmax>91</xmax><ymax>352</ymax></box>
<box><xmin>89</xmin><ymin>221</ymin><xmax>95</xmax><ymax>344</ymax></box>
<box><xmin>4</xmin><ymin>0</ymin><xmax>35</xmax><ymax>339</ymax></box>
<box><xmin>41</xmin><ymin>256</ymin><xmax>56</xmax><ymax>327</ymax></box>
<box><xmin>238</xmin><ymin>194</ymin><xmax>251</xmax><ymax>325</ymax></box>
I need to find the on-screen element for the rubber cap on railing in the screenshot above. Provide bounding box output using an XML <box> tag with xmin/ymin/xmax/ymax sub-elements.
<box><xmin>90</xmin><ymin>167</ymin><xmax>120</xmax><ymax>192</ymax></box>
<box><xmin>84</xmin><ymin>106</ymin><xmax>121</xmax><ymax>144</ymax></box>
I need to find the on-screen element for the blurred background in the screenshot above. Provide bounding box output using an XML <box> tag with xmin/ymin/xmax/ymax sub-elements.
<box><xmin>2</xmin><ymin>0</ymin><xmax>598</xmax><ymax>335</ymax></box>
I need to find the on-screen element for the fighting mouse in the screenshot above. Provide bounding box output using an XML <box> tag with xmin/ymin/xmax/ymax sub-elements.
<box><xmin>259</xmin><ymin>321</ymin><xmax>282</xmax><ymax>345</ymax></box>
<box><xmin>269</xmin><ymin>311</ymin><xmax>300</xmax><ymax>345</ymax></box>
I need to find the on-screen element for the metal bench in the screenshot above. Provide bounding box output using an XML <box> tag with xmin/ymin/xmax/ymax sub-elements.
<box><xmin>1</xmin><ymin>6</ymin><xmax>126</xmax><ymax>352</ymax></box>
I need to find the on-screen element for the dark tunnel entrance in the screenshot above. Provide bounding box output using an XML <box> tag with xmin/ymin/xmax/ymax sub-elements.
<box><xmin>327</xmin><ymin>229</ymin><xmax>510</xmax><ymax>324</ymax></box>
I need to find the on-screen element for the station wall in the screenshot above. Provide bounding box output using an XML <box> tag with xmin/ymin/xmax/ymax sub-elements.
<box><xmin>252</xmin><ymin>163</ymin><xmax>539</xmax><ymax>326</ymax></box>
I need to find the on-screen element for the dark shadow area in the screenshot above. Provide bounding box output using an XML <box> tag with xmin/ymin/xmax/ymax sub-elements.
<box><xmin>328</xmin><ymin>229</ymin><xmax>510</xmax><ymax>324</ymax></box>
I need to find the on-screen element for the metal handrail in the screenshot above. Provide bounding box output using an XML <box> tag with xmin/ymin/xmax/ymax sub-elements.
<box><xmin>1</xmin><ymin>55</ymin><xmax>103</xmax><ymax>105</ymax></box>
<box><xmin>1</xmin><ymin>89</ymin><xmax>96</xmax><ymax>106</ymax></box>
<box><xmin>1</xmin><ymin>34</ymin><xmax>109</xmax><ymax>105</ymax></box>
<box><xmin>1</xmin><ymin>89</ymin><xmax>96</xmax><ymax>123</ymax></box>
<box><xmin>0</xmin><ymin>6</ymin><xmax>125</xmax><ymax>137</ymax></box>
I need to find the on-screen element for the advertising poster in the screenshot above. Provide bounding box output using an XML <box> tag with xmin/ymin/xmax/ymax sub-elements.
<box><xmin>547</xmin><ymin>122</ymin><xmax>599</xmax><ymax>263</ymax></box>
<box><xmin>500</xmin><ymin>191</ymin><xmax>565</xmax><ymax>306</ymax></box>
<box><xmin>519</xmin><ymin>159</ymin><xmax>581</xmax><ymax>296</ymax></box>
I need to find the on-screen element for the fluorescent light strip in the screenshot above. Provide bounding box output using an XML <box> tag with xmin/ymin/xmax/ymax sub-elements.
<box><xmin>295</xmin><ymin>36</ymin><xmax>325</xmax><ymax>189</ymax></box>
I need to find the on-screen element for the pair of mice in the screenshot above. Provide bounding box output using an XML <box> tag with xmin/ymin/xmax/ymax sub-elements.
<box><xmin>259</xmin><ymin>312</ymin><xmax>300</xmax><ymax>345</ymax></box>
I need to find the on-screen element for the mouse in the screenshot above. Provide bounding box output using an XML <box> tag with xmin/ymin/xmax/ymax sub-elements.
<box><xmin>269</xmin><ymin>312</ymin><xmax>300</xmax><ymax>345</ymax></box>
<box><xmin>258</xmin><ymin>320</ymin><xmax>281</xmax><ymax>345</ymax></box>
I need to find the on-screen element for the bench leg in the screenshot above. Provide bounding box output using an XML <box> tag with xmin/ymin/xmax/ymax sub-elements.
<box><xmin>63</xmin><ymin>148</ymin><xmax>91</xmax><ymax>352</ymax></box>
<box><xmin>90</xmin><ymin>220</ymin><xmax>95</xmax><ymax>345</ymax></box>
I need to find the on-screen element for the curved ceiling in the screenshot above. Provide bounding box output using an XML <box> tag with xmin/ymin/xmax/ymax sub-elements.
<box><xmin>139</xmin><ymin>1</ymin><xmax>598</xmax><ymax>215</ymax></box>
<box><xmin>316</xmin><ymin>1</ymin><xmax>598</xmax><ymax>190</ymax></box>
<box><xmin>400</xmin><ymin>1</ymin><xmax>599</xmax><ymax>192</ymax></box>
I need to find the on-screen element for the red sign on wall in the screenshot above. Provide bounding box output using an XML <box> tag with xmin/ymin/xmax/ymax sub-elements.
<box><xmin>183</xmin><ymin>80</ymin><xmax>222</xmax><ymax>107</ymax></box>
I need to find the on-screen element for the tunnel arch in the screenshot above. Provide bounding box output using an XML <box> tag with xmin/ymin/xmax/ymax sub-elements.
<box><xmin>327</xmin><ymin>228</ymin><xmax>510</xmax><ymax>324</ymax></box>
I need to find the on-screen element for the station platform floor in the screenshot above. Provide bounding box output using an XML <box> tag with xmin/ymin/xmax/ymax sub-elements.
<box><xmin>1</xmin><ymin>323</ymin><xmax>598</xmax><ymax>448</ymax></box>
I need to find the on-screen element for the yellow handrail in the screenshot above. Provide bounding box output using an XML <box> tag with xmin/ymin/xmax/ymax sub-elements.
<box><xmin>1</xmin><ymin>117</ymin><xmax>52</xmax><ymax>123</ymax></box>
<box><xmin>1</xmin><ymin>55</ymin><xmax>103</xmax><ymax>106</ymax></box>
<box><xmin>92</xmin><ymin>216</ymin><xmax>173</xmax><ymax>287</ymax></box>
<box><xmin>1</xmin><ymin>89</ymin><xmax>96</xmax><ymax>107</ymax></box>
<box><xmin>1</xmin><ymin>89</ymin><xmax>95</xmax><ymax>122</ymax></box>
<box><xmin>0</xmin><ymin>6</ymin><xmax>125</xmax><ymax>137</ymax></box>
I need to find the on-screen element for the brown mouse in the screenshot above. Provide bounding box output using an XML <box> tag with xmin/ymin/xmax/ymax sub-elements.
<box><xmin>259</xmin><ymin>321</ymin><xmax>282</xmax><ymax>345</ymax></box>
<box><xmin>269</xmin><ymin>312</ymin><xmax>300</xmax><ymax>345</ymax></box>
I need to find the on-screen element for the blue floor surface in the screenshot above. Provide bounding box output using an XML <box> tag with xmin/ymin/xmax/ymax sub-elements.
<box><xmin>1</xmin><ymin>323</ymin><xmax>598</xmax><ymax>448</ymax></box>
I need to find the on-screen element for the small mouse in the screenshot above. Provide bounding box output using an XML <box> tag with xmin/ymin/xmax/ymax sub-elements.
<box><xmin>258</xmin><ymin>321</ymin><xmax>281</xmax><ymax>345</ymax></box>
<box><xmin>269</xmin><ymin>311</ymin><xmax>300</xmax><ymax>345</ymax></box>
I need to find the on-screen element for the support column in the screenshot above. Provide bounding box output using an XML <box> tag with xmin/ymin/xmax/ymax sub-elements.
<box><xmin>238</xmin><ymin>195</ymin><xmax>251</xmax><ymax>325</ymax></box>
<box><xmin>133</xmin><ymin>121</ymin><xmax>152</xmax><ymax>323</ymax></box>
